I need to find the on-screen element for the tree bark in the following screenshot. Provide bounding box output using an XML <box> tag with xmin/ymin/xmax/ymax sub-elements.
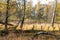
<box><xmin>20</xmin><ymin>0</ymin><xmax>26</xmax><ymax>29</ymax></box>
<box><xmin>52</xmin><ymin>0</ymin><xmax>57</xmax><ymax>26</ymax></box>
<box><xmin>5</xmin><ymin>0</ymin><xmax>9</xmax><ymax>30</ymax></box>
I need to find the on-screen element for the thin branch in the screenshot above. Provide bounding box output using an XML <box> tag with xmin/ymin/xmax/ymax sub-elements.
<box><xmin>14</xmin><ymin>20</ymin><xmax>20</xmax><ymax>30</ymax></box>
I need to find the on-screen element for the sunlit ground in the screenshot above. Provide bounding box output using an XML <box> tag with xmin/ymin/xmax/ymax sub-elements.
<box><xmin>0</xmin><ymin>23</ymin><xmax>60</xmax><ymax>31</ymax></box>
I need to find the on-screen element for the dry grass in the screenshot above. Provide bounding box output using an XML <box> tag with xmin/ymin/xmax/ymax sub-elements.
<box><xmin>17</xmin><ymin>23</ymin><xmax>60</xmax><ymax>31</ymax></box>
<box><xmin>0</xmin><ymin>23</ymin><xmax>60</xmax><ymax>40</ymax></box>
<box><xmin>0</xmin><ymin>23</ymin><xmax>60</xmax><ymax>31</ymax></box>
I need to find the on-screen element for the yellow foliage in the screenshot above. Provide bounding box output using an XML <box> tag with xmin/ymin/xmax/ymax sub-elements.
<box><xmin>35</xmin><ymin>1</ymin><xmax>40</xmax><ymax>12</ymax></box>
<box><xmin>56</xmin><ymin>3</ymin><xmax>60</xmax><ymax>12</ymax></box>
<box><xmin>0</xmin><ymin>2</ymin><xmax>7</xmax><ymax>13</ymax></box>
<box><xmin>0</xmin><ymin>1</ymin><xmax>17</xmax><ymax>14</ymax></box>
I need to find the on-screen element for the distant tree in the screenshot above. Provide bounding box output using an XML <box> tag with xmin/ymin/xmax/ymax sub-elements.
<box><xmin>55</xmin><ymin>2</ymin><xmax>60</xmax><ymax>23</ymax></box>
<box><xmin>35</xmin><ymin>0</ymin><xmax>41</xmax><ymax>20</ymax></box>
<box><xmin>26</xmin><ymin>0</ymin><xmax>32</xmax><ymax>18</ymax></box>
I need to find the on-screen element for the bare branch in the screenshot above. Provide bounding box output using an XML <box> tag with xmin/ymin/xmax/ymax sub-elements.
<box><xmin>0</xmin><ymin>21</ymin><xmax>14</xmax><ymax>26</ymax></box>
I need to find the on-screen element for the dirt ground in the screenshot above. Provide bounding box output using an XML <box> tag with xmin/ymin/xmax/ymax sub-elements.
<box><xmin>0</xmin><ymin>32</ymin><xmax>58</xmax><ymax>40</ymax></box>
<box><xmin>0</xmin><ymin>23</ymin><xmax>60</xmax><ymax>40</ymax></box>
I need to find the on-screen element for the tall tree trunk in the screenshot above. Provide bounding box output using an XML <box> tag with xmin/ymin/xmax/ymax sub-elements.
<box><xmin>20</xmin><ymin>0</ymin><xmax>26</xmax><ymax>29</ymax></box>
<box><xmin>5</xmin><ymin>0</ymin><xmax>9</xmax><ymax>30</ymax></box>
<box><xmin>52</xmin><ymin>0</ymin><xmax>57</xmax><ymax>26</ymax></box>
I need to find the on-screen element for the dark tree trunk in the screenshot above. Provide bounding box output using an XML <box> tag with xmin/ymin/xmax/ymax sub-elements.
<box><xmin>20</xmin><ymin>0</ymin><xmax>26</xmax><ymax>29</ymax></box>
<box><xmin>5</xmin><ymin>0</ymin><xmax>9</xmax><ymax>30</ymax></box>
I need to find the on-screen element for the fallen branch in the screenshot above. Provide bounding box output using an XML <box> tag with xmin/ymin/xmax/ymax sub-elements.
<box><xmin>0</xmin><ymin>21</ymin><xmax>14</xmax><ymax>26</ymax></box>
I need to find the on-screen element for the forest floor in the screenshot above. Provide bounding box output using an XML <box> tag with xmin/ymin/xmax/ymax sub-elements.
<box><xmin>0</xmin><ymin>23</ymin><xmax>60</xmax><ymax>40</ymax></box>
